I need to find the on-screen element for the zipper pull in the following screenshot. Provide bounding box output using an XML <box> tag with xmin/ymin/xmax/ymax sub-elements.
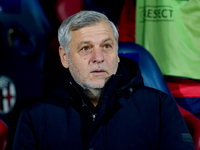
<box><xmin>92</xmin><ymin>114</ymin><xmax>96</xmax><ymax>121</ymax></box>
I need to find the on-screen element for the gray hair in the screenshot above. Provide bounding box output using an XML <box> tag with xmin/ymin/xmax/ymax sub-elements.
<box><xmin>58</xmin><ymin>11</ymin><xmax>119</xmax><ymax>57</ymax></box>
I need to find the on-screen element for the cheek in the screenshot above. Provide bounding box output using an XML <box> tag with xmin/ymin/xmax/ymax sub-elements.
<box><xmin>72</xmin><ymin>61</ymin><xmax>88</xmax><ymax>76</ymax></box>
<box><xmin>107</xmin><ymin>57</ymin><xmax>119</xmax><ymax>72</ymax></box>
<box><xmin>70</xmin><ymin>54</ymin><xmax>89</xmax><ymax>65</ymax></box>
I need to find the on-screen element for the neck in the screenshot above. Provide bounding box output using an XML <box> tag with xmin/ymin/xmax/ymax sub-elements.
<box><xmin>84</xmin><ymin>88</ymin><xmax>102</xmax><ymax>107</ymax></box>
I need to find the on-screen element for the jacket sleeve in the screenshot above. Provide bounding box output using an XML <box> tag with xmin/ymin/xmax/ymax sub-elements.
<box><xmin>159</xmin><ymin>95</ymin><xmax>195</xmax><ymax>150</ymax></box>
<box><xmin>13</xmin><ymin>109</ymin><xmax>38</xmax><ymax>150</ymax></box>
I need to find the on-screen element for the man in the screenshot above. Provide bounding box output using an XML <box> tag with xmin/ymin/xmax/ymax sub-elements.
<box><xmin>13</xmin><ymin>11</ymin><xmax>195</xmax><ymax>150</ymax></box>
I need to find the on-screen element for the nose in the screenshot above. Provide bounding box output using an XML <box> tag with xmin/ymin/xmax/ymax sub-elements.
<box><xmin>90</xmin><ymin>47</ymin><xmax>104</xmax><ymax>64</ymax></box>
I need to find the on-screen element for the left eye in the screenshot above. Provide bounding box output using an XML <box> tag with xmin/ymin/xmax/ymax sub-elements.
<box><xmin>104</xmin><ymin>44</ymin><xmax>111</xmax><ymax>49</ymax></box>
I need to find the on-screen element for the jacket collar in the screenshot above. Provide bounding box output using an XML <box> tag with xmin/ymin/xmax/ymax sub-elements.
<box><xmin>50</xmin><ymin>57</ymin><xmax>144</xmax><ymax>101</ymax></box>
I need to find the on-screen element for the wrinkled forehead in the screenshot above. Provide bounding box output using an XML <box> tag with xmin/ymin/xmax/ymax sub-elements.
<box><xmin>69</xmin><ymin>19</ymin><xmax>109</xmax><ymax>32</ymax></box>
<box><xmin>69</xmin><ymin>21</ymin><xmax>116</xmax><ymax>44</ymax></box>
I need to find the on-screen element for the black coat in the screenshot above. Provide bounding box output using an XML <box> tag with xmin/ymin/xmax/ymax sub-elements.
<box><xmin>13</xmin><ymin>59</ymin><xmax>195</xmax><ymax>150</ymax></box>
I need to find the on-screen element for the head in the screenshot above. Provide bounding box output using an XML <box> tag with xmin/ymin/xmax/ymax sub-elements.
<box><xmin>58</xmin><ymin>11</ymin><xmax>120</xmax><ymax>90</ymax></box>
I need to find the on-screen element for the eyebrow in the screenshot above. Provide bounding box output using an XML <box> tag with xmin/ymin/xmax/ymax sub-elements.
<box><xmin>77</xmin><ymin>41</ymin><xmax>90</xmax><ymax>50</ymax></box>
<box><xmin>79</xmin><ymin>41</ymin><xmax>90</xmax><ymax>45</ymax></box>
<box><xmin>102</xmin><ymin>38</ymin><xmax>114</xmax><ymax>44</ymax></box>
<box><xmin>78</xmin><ymin>38</ymin><xmax>114</xmax><ymax>48</ymax></box>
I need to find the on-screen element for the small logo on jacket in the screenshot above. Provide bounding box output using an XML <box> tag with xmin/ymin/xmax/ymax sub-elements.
<box><xmin>0</xmin><ymin>76</ymin><xmax>16</xmax><ymax>114</ymax></box>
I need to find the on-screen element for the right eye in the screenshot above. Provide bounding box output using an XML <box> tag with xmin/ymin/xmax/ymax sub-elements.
<box><xmin>81</xmin><ymin>46</ymin><xmax>90</xmax><ymax>51</ymax></box>
<box><xmin>79</xmin><ymin>46</ymin><xmax>92</xmax><ymax>56</ymax></box>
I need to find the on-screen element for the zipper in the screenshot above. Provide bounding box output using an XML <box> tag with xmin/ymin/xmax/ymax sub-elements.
<box><xmin>69</xmin><ymin>82</ymin><xmax>97</xmax><ymax>121</ymax></box>
<box><xmin>92</xmin><ymin>114</ymin><xmax>96</xmax><ymax>121</ymax></box>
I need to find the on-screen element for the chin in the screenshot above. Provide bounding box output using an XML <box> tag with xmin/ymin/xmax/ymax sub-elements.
<box><xmin>84</xmin><ymin>80</ymin><xmax>106</xmax><ymax>89</ymax></box>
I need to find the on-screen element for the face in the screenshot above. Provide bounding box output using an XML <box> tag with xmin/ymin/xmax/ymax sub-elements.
<box><xmin>66</xmin><ymin>21</ymin><xmax>119</xmax><ymax>89</ymax></box>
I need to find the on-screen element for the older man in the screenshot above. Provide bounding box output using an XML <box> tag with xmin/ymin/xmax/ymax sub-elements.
<box><xmin>13</xmin><ymin>11</ymin><xmax>195</xmax><ymax>150</ymax></box>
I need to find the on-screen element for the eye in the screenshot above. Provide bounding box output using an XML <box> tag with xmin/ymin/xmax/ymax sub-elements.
<box><xmin>79</xmin><ymin>45</ymin><xmax>92</xmax><ymax>56</ymax></box>
<box><xmin>103</xmin><ymin>44</ymin><xmax>111</xmax><ymax>49</ymax></box>
<box><xmin>81</xmin><ymin>46</ymin><xmax>90</xmax><ymax>51</ymax></box>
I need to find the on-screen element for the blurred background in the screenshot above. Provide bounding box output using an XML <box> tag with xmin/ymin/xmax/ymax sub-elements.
<box><xmin>0</xmin><ymin>0</ymin><xmax>200</xmax><ymax>149</ymax></box>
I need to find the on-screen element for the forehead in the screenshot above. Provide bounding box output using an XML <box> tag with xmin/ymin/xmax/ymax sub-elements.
<box><xmin>70</xmin><ymin>21</ymin><xmax>115</xmax><ymax>41</ymax></box>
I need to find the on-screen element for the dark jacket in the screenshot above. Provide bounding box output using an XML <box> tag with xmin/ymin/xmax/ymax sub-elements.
<box><xmin>13</xmin><ymin>59</ymin><xmax>195</xmax><ymax>150</ymax></box>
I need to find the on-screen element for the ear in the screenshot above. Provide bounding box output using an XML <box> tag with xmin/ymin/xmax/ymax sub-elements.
<box><xmin>118</xmin><ymin>56</ymin><xmax>120</xmax><ymax>63</ymax></box>
<box><xmin>59</xmin><ymin>46</ymin><xmax>69</xmax><ymax>68</ymax></box>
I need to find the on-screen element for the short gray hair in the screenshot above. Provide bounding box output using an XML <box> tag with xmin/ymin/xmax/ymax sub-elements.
<box><xmin>58</xmin><ymin>11</ymin><xmax>119</xmax><ymax>56</ymax></box>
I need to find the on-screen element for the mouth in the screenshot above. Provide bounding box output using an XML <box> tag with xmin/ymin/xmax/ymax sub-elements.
<box><xmin>91</xmin><ymin>69</ymin><xmax>107</xmax><ymax>75</ymax></box>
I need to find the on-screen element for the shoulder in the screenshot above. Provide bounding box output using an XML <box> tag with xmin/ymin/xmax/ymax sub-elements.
<box><xmin>130</xmin><ymin>85</ymin><xmax>177</xmax><ymax>113</ymax></box>
<box><xmin>135</xmin><ymin>86</ymin><xmax>171</xmax><ymax>101</ymax></box>
<box><xmin>22</xmin><ymin>97</ymin><xmax>68</xmax><ymax>118</ymax></box>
